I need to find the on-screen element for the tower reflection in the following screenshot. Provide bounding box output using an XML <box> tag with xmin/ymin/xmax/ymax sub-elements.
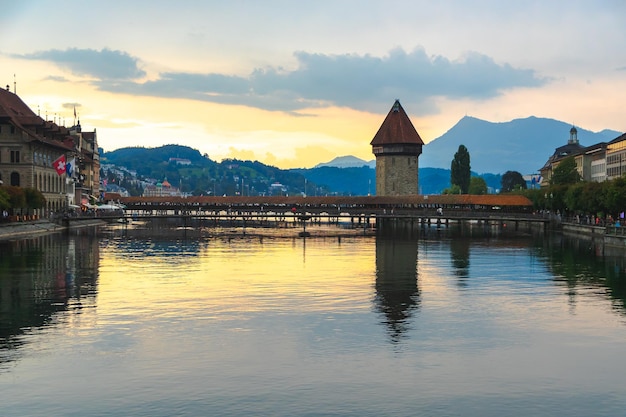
<box><xmin>373</xmin><ymin>237</ymin><xmax>420</xmax><ymax>343</ymax></box>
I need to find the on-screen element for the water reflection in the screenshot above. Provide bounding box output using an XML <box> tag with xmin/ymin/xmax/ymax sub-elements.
<box><xmin>450</xmin><ymin>237</ymin><xmax>471</xmax><ymax>285</ymax></box>
<box><xmin>0</xmin><ymin>229</ymin><xmax>99</xmax><ymax>366</ymax></box>
<box><xmin>2</xmin><ymin>227</ymin><xmax>626</xmax><ymax>415</ymax></box>
<box><xmin>374</xmin><ymin>237</ymin><xmax>420</xmax><ymax>343</ymax></box>
<box><xmin>534</xmin><ymin>233</ymin><xmax>626</xmax><ymax>315</ymax></box>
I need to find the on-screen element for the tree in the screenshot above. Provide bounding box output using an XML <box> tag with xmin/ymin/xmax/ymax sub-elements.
<box><xmin>3</xmin><ymin>186</ymin><xmax>25</xmax><ymax>214</ymax></box>
<box><xmin>550</xmin><ymin>156</ymin><xmax>581</xmax><ymax>185</ymax></box>
<box><xmin>601</xmin><ymin>176</ymin><xmax>626</xmax><ymax>217</ymax></box>
<box><xmin>23</xmin><ymin>188</ymin><xmax>46</xmax><ymax>214</ymax></box>
<box><xmin>0</xmin><ymin>188</ymin><xmax>10</xmax><ymax>211</ymax></box>
<box><xmin>450</xmin><ymin>145</ymin><xmax>471</xmax><ymax>194</ymax></box>
<box><xmin>501</xmin><ymin>171</ymin><xmax>527</xmax><ymax>192</ymax></box>
<box><xmin>468</xmin><ymin>177</ymin><xmax>487</xmax><ymax>195</ymax></box>
<box><xmin>443</xmin><ymin>184</ymin><xmax>461</xmax><ymax>195</ymax></box>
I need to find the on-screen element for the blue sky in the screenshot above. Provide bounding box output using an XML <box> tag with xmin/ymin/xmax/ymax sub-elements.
<box><xmin>1</xmin><ymin>1</ymin><xmax>624</xmax><ymax>168</ymax></box>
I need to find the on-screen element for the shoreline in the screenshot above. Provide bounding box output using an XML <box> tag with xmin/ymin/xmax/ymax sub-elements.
<box><xmin>2</xmin><ymin>219</ymin><xmax>626</xmax><ymax>247</ymax></box>
<box><xmin>0</xmin><ymin>219</ymin><xmax>106</xmax><ymax>241</ymax></box>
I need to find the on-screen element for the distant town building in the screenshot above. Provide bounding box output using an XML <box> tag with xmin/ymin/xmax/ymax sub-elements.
<box><xmin>169</xmin><ymin>157</ymin><xmax>191</xmax><ymax>165</ymax></box>
<box><xmin>370</xmin><ymin>100</ymin><xmax>424</xmax><ymax>196</ymax></box>
<box><xmin>0</xmin><ymin>85</ymin><xmax>99</xmax><ymax>214</ymax></box>
<box><xmin>269</xmin><ymin>182</ymin><xmax>286</xmax><ymax>195</ymax></box>
<box><xmin>143</xmin><ymin>177</ymin><xmax>182</xmax><ymax>197</ymax></box>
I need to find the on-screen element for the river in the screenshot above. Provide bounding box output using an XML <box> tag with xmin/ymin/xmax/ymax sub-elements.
<box><xmin>1</xmin><ymin>224</ymin><xmax>626</xmax><ymax>416</ymax></box>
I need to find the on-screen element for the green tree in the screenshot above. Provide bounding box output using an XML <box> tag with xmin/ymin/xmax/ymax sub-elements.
<box><xmin>450</xmin><ymin>145</ymin><xmax>471</xmax><ymax>194</ymax></box>
<box><xmin>0</xmin><ymin>188</ymin><xmax>10</xmax><ymax>211</ymax></box>
<box><xmin>602</xmin><ymin>176</ymin><xmax>626</xmax><ymax>217</ymax></box>
<box><xmin>3</xmin><ymin>186</ymin><xmax>26</xmax><ymax>214</ymax></box>
<box><xmin>23</xmin><ymin>188</ymin><xmax>46</xmax><ymax>214</ymax></box>
<box><xmin>551</xmin><ymin>156</ymin><xmax>581</xmax><ymax>185</ymax></box>
<box><xmin>501</xmin><ymin>171</ymin><xmax>527</xmax><ymax>192</ymax></box>
<box><xmin>443</xmin><ymin>184</ymin><xmax>461</xmax><ymax>195</ymax></box>
<box><xmin>468</xmin><ymin>177</ymin><xmax>487</xmax><ymax>195</ymax></box>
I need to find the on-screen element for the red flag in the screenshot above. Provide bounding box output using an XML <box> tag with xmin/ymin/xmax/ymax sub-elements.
<box><xmin>53</xmin><ymin>155</ymin><xmax>66</xmax><ymax>176</ymax></box>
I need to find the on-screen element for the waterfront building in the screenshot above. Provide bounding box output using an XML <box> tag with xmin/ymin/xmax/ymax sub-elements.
<box><xmin>0</xmin><ymin>86</ymin><xmax>100</xmax><ymax>214</ymax></box>
<box><xmin>370</xmin><ymin>100</ymin><xmax>424</xmax><ymax>196</ymax></box>
<box><xmin>539</xmin><ymin>126</ymin><xmax>585</xmax><ymax>185</ymax></box>
<box><xmin>582</xmin><ymin>142</ymin><xmax>607</xmax><ymax>183</ymax></box>
<box><xmin>606</xmin><ymin>133</ymin><xmax>626</xmax><ymax>180</ymax></box>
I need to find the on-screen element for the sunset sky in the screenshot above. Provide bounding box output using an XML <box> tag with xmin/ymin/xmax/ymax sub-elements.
<box><xmin>1</xmin><ymin>1</ymin><xmax>625</xmax><ymax>168</ymax></box>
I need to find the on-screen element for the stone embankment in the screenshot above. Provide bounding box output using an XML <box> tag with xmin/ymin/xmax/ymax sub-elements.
<box><xmin>0</xmin><ymin>220</ymin><xmax>65</xmax><ymax>241</ymax></box>
<box><xmin>0</xmin><ymin>219</ymin><xmax>105</xmax><ymax>241</ymax></box>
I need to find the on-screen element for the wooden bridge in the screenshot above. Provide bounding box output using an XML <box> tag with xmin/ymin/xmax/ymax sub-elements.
<box><xmin>71</xmin><ymin>194</ymin><xmax>550</xmax><ymax>235</ymax></box>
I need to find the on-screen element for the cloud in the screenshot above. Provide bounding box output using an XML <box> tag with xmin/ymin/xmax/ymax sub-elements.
<box><xmin>62</xmin><ymin>102</ymin><xmax>80</xmax><ymax>110</ymax></box>
<box><xmin>44</xmin><ymin>75</ymin><xmax>69</xmax><ymax>83</ymax></box>
<box><xmin>18</xmin><ymin>46</ymin><xmax>546</xmax><ymax>114</ymax></box>
<box><xmin>17</xmin><ymin>48</ymin><xmax>145</xmax><ymax>80</ymax></box>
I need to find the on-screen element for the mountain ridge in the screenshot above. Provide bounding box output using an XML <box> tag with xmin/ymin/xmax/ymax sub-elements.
<box><xmin>317</xmin><ymin>115</ymin><xmax>621</xmax><ymax>174</ymax></box>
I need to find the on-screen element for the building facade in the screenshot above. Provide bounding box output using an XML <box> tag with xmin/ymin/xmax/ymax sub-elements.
<box><xmin>370</xmin><ymin>100</ymin><xmax>424</xmax><ymax>196</ymax></box>
<box><xmin>0</xmin><ymin>86</ymin><xmax>99</xmax><ymax>215</ymax></box>
<box><xmin>539</xmin><ymin>126</ymin><xmax>626</xmax><ymax>186</ymax></box>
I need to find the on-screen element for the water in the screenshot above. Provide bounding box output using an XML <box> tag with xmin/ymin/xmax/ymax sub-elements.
<box><xmin>1</xmin><ymin>226</ymin><xmax>626</xmax><ymax>416</ymax></box>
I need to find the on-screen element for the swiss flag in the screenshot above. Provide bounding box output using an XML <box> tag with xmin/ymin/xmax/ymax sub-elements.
<box><xmin>53</xmin><ymin>155</ymin><xmax>66</xmax><ymax>176</ymax></box>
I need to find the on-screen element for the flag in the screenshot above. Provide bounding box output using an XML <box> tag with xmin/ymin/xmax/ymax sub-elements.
<box><xmin>53</xmin><ymin>155</ymin><xmax>66</xmax><ymax>176</ymax></box>
<box><xmin>66</xmin><ymin>158</ymin><xmax>75</xmax><ymax>177</ymax></box>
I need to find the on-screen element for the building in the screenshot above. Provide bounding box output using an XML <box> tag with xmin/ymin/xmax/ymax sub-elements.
<box><xmin>538</xmin><ymin>126</ymin><xmax>626</xmax><ymax>186</ymax></box>
<box><xmin>0</xmin><ymin>86</ymin><xmax>99</xmax><ymax>214</ymax></box>
<box><xmin>370</xmin><ymin>100</ymin><xmax>424</xmax><ymax>196</ymax></box>
<box><xmin>539</xmin><ymin>126</ymin><xmax>586</xmax><ymax>185</ymax></box>
<box><xmin>143</xmin><ymin>178</ymin><xmax>182</xmax><ymax>197</ymax></box>
<box><xmin>606</xmin><ymin>132</ymin><xmax>626</xmax><ymax>180</ymax></box>
<box><xmin>169</xmin><ymin>157</ymin><xmax>191</xmax><ymax>165</ymax></box>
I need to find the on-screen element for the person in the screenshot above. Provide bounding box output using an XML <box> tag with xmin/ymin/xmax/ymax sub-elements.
<box><xmin>437</xmin><ymin>207</ymin><xmax>443</xmax><ymax>216</ymax></box>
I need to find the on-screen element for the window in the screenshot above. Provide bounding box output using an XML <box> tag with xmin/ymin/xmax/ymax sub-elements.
<box><xmin>10</xmin><ymin>172</ymin><xmax>20</xmax><ymax>186</ymax></box>
<box><xmin>10</xmin><ymin>150</ymin><xmax>20</xmax><ymax>163</ymax></box>
<box><xmin>10</xmin><ymin>126</ymin><xmax>15</xmax><ymax>134</ymax></box>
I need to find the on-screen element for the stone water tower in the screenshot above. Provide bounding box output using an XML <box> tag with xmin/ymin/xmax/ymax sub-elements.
<box><xmin>370</xmin><ymin>100</ymin><xmax>424</xmax><ymax>196</ymax></box>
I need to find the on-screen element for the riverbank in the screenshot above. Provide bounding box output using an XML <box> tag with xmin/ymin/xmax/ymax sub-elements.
<box><xmin>0</xmin><ymin>220</ymin><xmax>65</xmax><ymax>241</ymax></box>
<box><xmin>0</xmin><ymin>219</ymin><xmax>106</xmax><ymax>241</ymax></box>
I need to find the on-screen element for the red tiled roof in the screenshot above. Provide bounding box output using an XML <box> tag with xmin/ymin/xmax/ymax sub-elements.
<box><xmin>370</xmin><ymin>100</ymin><xmax>424</xmax><ymax>146</ymax></box>
<box><xmin>0</xmin><ymin>87</ymin><xmax>74</xmax><ymax>151</ymax></box>
<box><xmin>0</xmin><ymin>86</ymin><xmax>42</xmax><ymax>126</ymax></box>
<box><xmin>118</xmin><ymin>194</ymin><xmax>533</xmax><ymax>208</ymax></box>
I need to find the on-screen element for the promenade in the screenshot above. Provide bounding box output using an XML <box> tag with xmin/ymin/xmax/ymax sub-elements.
<box><xmin>0</xmin><ymin>220</ymin><xmax>65</xmax><ymax>241</ymax></box>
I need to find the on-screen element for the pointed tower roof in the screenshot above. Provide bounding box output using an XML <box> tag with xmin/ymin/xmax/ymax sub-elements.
<box><xmin>370</xmin><ymin>100</ymin><xmax>424</xmax><ymax>146</ymax></box>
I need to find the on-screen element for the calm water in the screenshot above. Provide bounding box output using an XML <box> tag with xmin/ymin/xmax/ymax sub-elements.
<box><xmin>1</xmin><ymin>225</ymin><xmax>626</xmax><ymax>416</ymax></box>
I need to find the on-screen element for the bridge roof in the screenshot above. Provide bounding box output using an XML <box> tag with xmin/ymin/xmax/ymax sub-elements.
<box><xmin>116</xmin><ymin>194</ymin><xmax>533</xmax><ymax>208</ymax></box>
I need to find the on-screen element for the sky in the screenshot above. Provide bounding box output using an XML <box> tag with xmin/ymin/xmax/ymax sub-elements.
<box><xmin>1</xmin><ymin>0</ymin><xmax>625</xmax><ymax>169</ymax></box>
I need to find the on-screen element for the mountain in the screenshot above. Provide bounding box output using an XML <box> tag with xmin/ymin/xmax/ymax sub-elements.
<box><xmin>314</xmin><ymin>155</ymin><xmax>375</xmax><ymax>169</ymax></box>
<box><xmin>419</xmin><ymin>116</ymin><xmax>622</xmax><ymax>174</ymax></box>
